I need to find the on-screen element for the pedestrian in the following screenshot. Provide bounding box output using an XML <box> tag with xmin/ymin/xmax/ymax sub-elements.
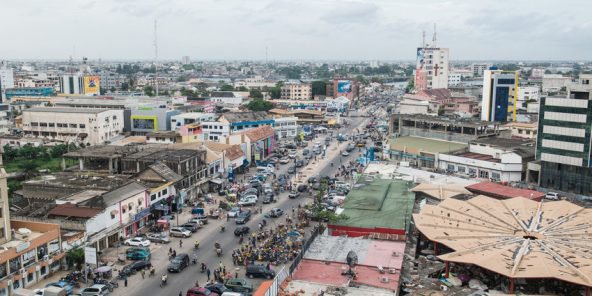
<box><xmin>179</xmin><ymin>292</ymin><xmax>182</xmax><ymax>296</ymax></box>
<box><xmin>207</xmin><ymin>268</ymin><xmax>211</xmax><ymax>281</ymax></box>
<box><xmin>226</xmin><ymin>214</ymin><xmax>229</xmax><ymax>221</ymax></box>
<box><xmin>195</xmin><ymin>280</ymin><xmax>199</xmax><ymax>287</ymax></box>
<box><xmin>179</xmin><ymin>239</ymin><xmax>183</xmax><ymax>248</ymax></box>
<box><xmin>124</xmin><ymin>276</ymin><xmax>128</xmax><ymax>287</ymax></box>
<box><xmin>223</xmin><ymin>266</ymin><xmax>226</xmax><ymax>275</ymax></box>
<box><xmin>141</xmin><ymin>269</ymin><xmax>145</xmax><ymax>279</ymax></box>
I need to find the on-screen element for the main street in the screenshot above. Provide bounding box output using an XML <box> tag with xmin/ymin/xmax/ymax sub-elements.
<box><xmin>113</xmin><ymin>112</ymin><xmax>370</xmax><ymax>296</ymax></box>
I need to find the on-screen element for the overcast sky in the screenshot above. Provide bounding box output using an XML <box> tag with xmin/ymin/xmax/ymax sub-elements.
<box><xmin>2</xmin><ymin>0</ymin><xmax>590</xmax><ymax>61</ymax></box>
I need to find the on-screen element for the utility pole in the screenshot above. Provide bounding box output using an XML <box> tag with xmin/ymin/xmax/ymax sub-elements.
<box><xmin>154</xmin><ymin>19</ymin><xmax>159</xmax><ymax>96</ymax></box>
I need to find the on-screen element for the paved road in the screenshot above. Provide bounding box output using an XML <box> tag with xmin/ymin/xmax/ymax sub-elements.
<box><xmin>112</xmin><ymin>114</ymin><xmax>369</xmax><ymax>296</ymax></box>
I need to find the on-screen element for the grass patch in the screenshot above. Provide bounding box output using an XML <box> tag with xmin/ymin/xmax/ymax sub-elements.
<box><xmin>4</xmin><ymin>157</ymin><xmax>76</xmax><ymax>173</ymax></box>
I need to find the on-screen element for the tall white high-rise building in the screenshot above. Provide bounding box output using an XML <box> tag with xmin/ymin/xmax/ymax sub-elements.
<box><xmin>181</xmin><ymin>56</ymin><xmax>191</xmax><ymax>65</ymax></box>
<box><xmin>0</xmin><ymin>62</ymin><xmax>14</xmax><ymax>101</ymax></box>
<box><xmin>415</xmin><ymin>47</ymin><xmax>449</xmax><ymax>90</ymax></box>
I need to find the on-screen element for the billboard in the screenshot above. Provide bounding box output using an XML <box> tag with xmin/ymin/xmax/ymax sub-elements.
<box><xmin>337</xmin><ymin>80</ymin><xmax>352</xmax><ymax>93</ymax></box>
<box><xmin>83</xmin><ymin>76</ymin><xmax>100</xmax><ymax>95</ymax></box>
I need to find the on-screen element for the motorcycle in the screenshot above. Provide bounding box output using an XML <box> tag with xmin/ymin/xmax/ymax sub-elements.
<box><xmin>220</xmin><ymin>225</ymin><xmax>225</xmax><ymax>233</ymax></box>
<box><xmin>200</xmin><ymin>263</ymin><xmax>206</xmax><ymax>273</ymax></box>
<box><xmin>160</xmin><ymin>275</ymin><xmax>167</xmax><ymax>287</ymax></box>
<box><xmin>194</xmin><ymin>241</ymin><xmax>200</xmax><ymax>249</ymax></box>
<box><xmin>214</xmin><ymin>242</ymin><xmax>223</xmax><ymax>257</ymax></box>
<box><xmin>149</xmin><ymin>267</ymin><xmax>156</xmax><ymax>277</ymax></box>
<box><xmin>192</xmin><ymin>255</ymin><xmax>198</xmax><ymax>265</ymax></box>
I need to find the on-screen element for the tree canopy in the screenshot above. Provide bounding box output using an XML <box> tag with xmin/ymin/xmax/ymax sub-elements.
<box><xmin>246</xmin><ymin>99</ymin><xmax>274</xmax><ymax>111</ymax></box>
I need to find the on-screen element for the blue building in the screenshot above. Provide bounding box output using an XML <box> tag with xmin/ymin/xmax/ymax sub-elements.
<box><xmin>217</xmin><ymin>111</ymin><xmax>273</xmax><ymax>133</ymax></box>
<box><xmin>5</xmin><ymin>87</ymin><xmax>54</xmax><ymax>100</ymax></box>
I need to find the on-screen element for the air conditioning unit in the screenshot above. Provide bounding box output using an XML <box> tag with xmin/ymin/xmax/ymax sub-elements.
<box><xmin>380</xmin><ymin>277</ymin><xmax>389</xmax><ymax>283</ymax></box>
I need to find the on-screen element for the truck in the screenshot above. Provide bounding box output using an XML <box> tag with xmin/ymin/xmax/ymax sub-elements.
<box><xmin>191</xmin><ymin>207</ymin><xmax>208</xmax><ymax>224</ymax></box>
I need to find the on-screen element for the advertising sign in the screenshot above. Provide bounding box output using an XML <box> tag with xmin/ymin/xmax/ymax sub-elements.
<box><xmin>337</xmin><ymin>80</ymin><xmax>352</xmax><ymax>93</ymax></box>
<box><xmin>84</xmin><ymin>247</ymin><xmax>97</xmax><ymax>265</ymax></box>
<box><xmin>83</xmin><ymin>76</ymin><xmax>100</xmax><ymax>95</ymax></box>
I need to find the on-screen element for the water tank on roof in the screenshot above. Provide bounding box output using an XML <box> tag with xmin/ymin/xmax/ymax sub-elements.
<box><xmin>17</xmin><ymin>228</ymin><xmax>31</xmax><ymax>237</ymax></box>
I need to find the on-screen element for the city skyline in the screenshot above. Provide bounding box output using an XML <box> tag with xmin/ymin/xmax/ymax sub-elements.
<box><xmin>1</xmin><ymin>0</ymin><xmax>591</xmax><ymax>61</ymax></box>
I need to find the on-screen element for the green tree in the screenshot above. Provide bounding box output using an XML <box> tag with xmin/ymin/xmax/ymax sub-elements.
<box><xmin>66</xmin><ymin>248</ymin><xmax>85</xmax><ymax>268</ymax></box>
<box><xmin>249</xmin><ymin>89</ymin><xmax>263</xmax><ymax>99</ymax></box>
<box><xmin>18</xmin><ymin>144</ymin><xmax>43</xmax><ymax>159</ymax></box>
<box><xmin>247</xmin><ymin>99</ymin><xmax>274</xmax><ymax>111</ymax></box>
<box><xmin>236</xmin><ymin>86</ymin><xmax>248</xmax><ymax>92</ymax></box>
<box><xmin>405</xmin><ymin>79</ymin><xmax>415</xmax><ymax>93</ymax></box>
<box><xmin>270</xmin><ymin>87</ymin><xmax>281</xmax><ymax>99</ymax></box>
<box><xmin>19</xmin><ymin>161</ymin><xmax>39</xmax><ymax>178</ymax></box>
<box><xmin>2</xmin><ymin>145</ymin><xmax>17</xmax><ymax>161</ymax></box>
<box><xmin>308</xmin><ymin>182</ymin><xmax>348</xmax><ymax>224</ymax></box>
<box><xmin>311</xmin><ymin>81</ymin><xmax>327</xmax><ymax>97</ymax></box>
<box><xmin>176</xmin><ymin>76</ymin><xmax>188</xmax><ymax>82</ymax></box>
<box><xmin>144</xmin><ymin>86</ymin><xmax>155</xmax><ymax>96</ymax></box>
<box><xmin>220</xmin><ymin>84</ymin><xmax>234</xmax><ymax>91</ymax></box>
<box><xmin>110</xmin><ymin>86</ymin><xmax>116</xmax><ymax>93</ymax></box>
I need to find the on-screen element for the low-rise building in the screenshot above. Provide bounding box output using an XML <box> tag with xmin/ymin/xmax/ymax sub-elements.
<box><xmin>208</xmin><ymin>91</ymin><xmax>245</xmax><ymax>105</ymax></box>
<box><xmin>542</xmin><ymin>74</ymin><xmax>572</xmax><ymax>93</ymax></box>
<box><xmin>224</xmin><ymin>126</ymin><xmax>275</xmax><ymax>166</ymax></box>
<box><xmin>21</xmin><ymin>107</ymin><xmax>124</xmax><ymax>146</ymax></box>
<box><xmin>437</xmin><ymin>138</ymin><xmax>535</xmax><ymax>182</ymax></box>
<box><xmin>280</xmin><ymin>82</ymin><xmax>312</xmax><ymax>100</ymax></box>
<box><xmin>170</xmin><ymin>113</ymin><xmax>216</xmax><ymax>130</ymax></box>
<box><xmin>177</xmin><ymin>123</ymin><xmax>203</xmax><ymax>143</ymax></box>
<box><xmin>387</xmin><ymin>136</ymin><xmax>467</xmax><ymax>168</ymax></box>
<box><xmin>130</xmin><ymin>107</ymin><xmax>180</xmax><ymax>134</ymax></box>
<box><xmin>271</xmin><ymin>116</ymin><xmax>298</xmax><ymax>139</ymax></box>
<box><xmin>503</xmin><ymin>122</ymin><xmax>538</xmax><ymax>139</ymax></box>
<box><xmin>145</xmin><ymin>131</ymin><xmax>178</xmax><ymax>144</ymax></box>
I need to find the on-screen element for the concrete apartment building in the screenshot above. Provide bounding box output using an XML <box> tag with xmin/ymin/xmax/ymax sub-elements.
<box><xmin>0</xmin><ymin>64</ymin><xmax>14</xmax><ymax>100</ymax></box>
<box><xmin>280</xmin><ymin>82</ymin><xmax>312</xmax><ymax>100</ymax></box>
<box><xmin>471</xmin><ymin>63</ymin><xmax>493</xmax><ymax>77</ymax></box>
<box><xmin>542</xmin><ymin>74</ymin><xmax>572</xmax><ymax>93</ymax></box>
<box><xmin>21</xmin><ymin>107</ymin><xmax>124</xmax><ymax>145</ymax></box>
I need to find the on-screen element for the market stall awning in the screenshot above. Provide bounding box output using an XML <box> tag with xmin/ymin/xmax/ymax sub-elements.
<box><xmin>413</xmin><ymin>195</ymin><xmax>592</xmax><ymax>287</ymax></box>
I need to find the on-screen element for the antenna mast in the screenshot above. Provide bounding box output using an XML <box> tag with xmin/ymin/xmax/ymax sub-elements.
<box><xmin>153</xmin><ymin>19</ymin><xmax>159</xmax><ymax>96</ymax></box>
<box><xmin>422</xmin><ymin>30</ymin><xmax>426</xmax><ymax>48</ymax></box>
<box><xmin>265</xmin><ymin>46</ymin><xmax>268</xmax><ymax>64</ymax></box>
<box><xmin>432</xmin><ymin>23</ymin><xmax>437</xmax><ymax>47</ymax></box>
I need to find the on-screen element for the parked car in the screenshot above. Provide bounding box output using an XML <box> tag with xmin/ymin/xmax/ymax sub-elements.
<box><xmin>288</xmin><ymin>150</ymin><xmax>297</xmax><ymax>159</ymax></box>
<box><xmin>204</xmin><ymin>283</ymin><xmax>230</xmax><ymax>295</ymax></box>
<box><xmin>297</xmin><ymin>184</ymin><xmax>308</xmax><ymax>192</ymax></box>
<box><xmin>80</xmin><ymin>284</ymin><xmax>110</xmax><ymax>296</ymax></box>
<box><xmin>341</xmin><ymin>151</ymin><xmax>349</xmax><ymax>157</ymax></box>
<box><xmin>234</xmin><ymin>226</ymin><xmax>250</xmax><ymax>236</ymax></box>
<box><xmin>241</xmin><ymin>188</ymin><xmax>259</xmax><ymax>197</ymax></box>
<box><xmin>245</xmin><ymin>264</ymin><xmax>275</xmax><ymax>279</ymax></box>
<box><xmin>124</xmin><ymin>237</ymin><xmax>151</xmax><ymax>247</ymax></box>
<box><xmin>269</xmin><ymin>208</ymin><xmax>283</xmax><ymax>218</ymax></box>
<box><xmin>146</xmin><ymin>232</ymin><xmax>170</xmax><ymax>244</ymax></box>
<box><xmin>304</xmin><ymin>153</ymin><xmax>313</xmax><ymax>160</ymax></box>
<box><xmin>238</xmin><ymin>196</ymin><xmax>257</xmax><ymax>206</ymax></box>
<box><xmin>227</xmin><ymin>207</ymin><xmax>240</xmax><ymax>218</ymax></box>
<box><xmin>45</xmin><ymin>282</ymin><xmax>73</xmax><ymax>295</ymax></box>
<box><xmin>262</xmin><ymin>193</ymin><xmax>274</xmax><ymax>204</ymax></box>
<box><xmin>235</xmin><ymin>212</ymin><xmax>251</xmax><ymax>224</ymax></box>
<box><xmin>122</xmin><ymin>260</ymin><xmax>152</xmax><ymax>274</ymax></box>
<box><xmin>169</xmin><ymin>227</ymin><xmax>192</xmax><ymax>238</ymax></box>
<box><xmin>279</xmin><ymin>157</ymin><xmax>290</xmax><ymax>164</ymax></box>
<box><xmin>186</xmin><ymin>287</ymin><xmax>219</xmax><ymax>296</ymax></box>
<box><xmin>295</xmin><ymin>160</ymin><xmax>304</xmax><ymax>167</ymax></box>
<box><xmin>180</xmin><ymin>222</ymin><xmax>200</xmax><ymax>233</ymax></box>
<box><xmin>287</xmin><ymin>166</ymin><xmax>296</xmax><ymax>174</ymax></box>
<box><xmin>126</xmin><ymin>247</ymin><xmax>151</xmax><ymax>261</ymax></box>
<box><xmin>307</xmin><ymin>176</ymin><xmax>318</xmax><ymax>184</ymax></box>
<box><xmin>288</xmin><ymin>191</ymin><xmax>300</xmax><ymax>199</ymax></box>
<box><xmin>224</xmin><ymin>278</ymin><xmax>254</xmax><ymax>294</ymax></box>
<box><xmin>302</xmin><ymin>149</ymin><xmax>310</xmax><ymax>155</ymax></box>
<box><xmin>168</xmin><ymin>253</ymin><xmax>190</xmax><ymax>272</ymax></box>
<box><xmin>545</xmin><ymin>192</ymin><xmax>560</xmax><ymax>200</ymax></box>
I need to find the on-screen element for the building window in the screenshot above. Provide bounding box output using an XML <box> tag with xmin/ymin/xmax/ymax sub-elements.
<box><xmin>39</xmin><ymin>122</ymin><xmax>47</xmax><ymax>127</ymax></box>
<box><xmin>79</xmin><ymin>124</ymin><xmax>86</xmax><ymax>128</ymax></box>
<box><xmin>48</xmin><ymin>123</ymin><xmax>55</xmax><ymax>127</ymax></box>
<box><xmin>31</xmin><ymin>122</ymin><xmax>38</xmax><ymax>127</ymax></box>
<box><xmin>162</xmin><ymin>188</ymin><xmax>168</xmax><ymax>196</ymax></box>
<box><xmin>491</xmin><ymin>172</ymin><xmax>501</xmax><ymax>181</ymax></box>
<box><xmin>479</xmin><ymin>170</ymin><xmax>489</xmax><ymax>179</ymax></box>
<box><xmin>447</xmin><ymin>164</ymin><xmax>454</xmax><ymax>172</ymax></box>
<box><xmin>150</xmin><ymin>194</ymin><xmax>157</xmax><ymax>201</ymax></box>
<box><xmin>122</xmin><ymin>207</ymin><xmax>126</xmax><ymax>214</ymax></box>
<box><xmin>69</xmin><ymin>124</ymin><xmax>77</xmax><ymax>128</ymax></box>
<box><xmin>27</xmin><ymin>272</ymin><xmax>33</xmax><ymax>283</ymax></box>
<box><xmin>469</xmin><ymin>168</ymin><xmax>477</xmax><ymax>177</ymax></box>
<box><xmin>457</xmin><ymin>166</ymin><xmax>466</xmax><ymax>173</ymax></box>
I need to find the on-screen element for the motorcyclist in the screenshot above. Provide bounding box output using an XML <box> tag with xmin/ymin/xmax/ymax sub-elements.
<box><xmin>220</xmin><ymin>225</ymin><xmax>225</xmax><ymax>232</ymax></box>
<box><xmin>161</xmin><ymin>274</ymin><xmax>167</xmax><ymax>287</ymax></box>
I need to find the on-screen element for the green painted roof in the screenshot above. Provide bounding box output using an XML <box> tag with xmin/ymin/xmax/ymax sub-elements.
<box><xmin>334</xmin><ymin>178</ymin><xmax>414</xmax><ymax>230</ymax></box>
<box><xmin>389</xmin><ymin>136</ymin><xmax>467</xmax><ymax>154</ymax></box>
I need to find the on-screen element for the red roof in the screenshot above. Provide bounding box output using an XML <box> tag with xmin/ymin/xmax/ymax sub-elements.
<box><xmin>465</xmin><ymin>182</ymin><xmax>544</xmax><ymax>201</ymax></box>
<box><xmin>48</xmin><ymin>203</ymin><xmax>102</xmax><ymax>218</ymax></box>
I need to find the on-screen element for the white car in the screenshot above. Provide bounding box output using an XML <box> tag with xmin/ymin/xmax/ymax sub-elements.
<box><xmin>279</xmin><ymin>157</ymin><xmax>291</xmax><ymax>164</ymax></box>
<box><xmin>228</xmin><ymin>207</ymin><xmax>240</xmax><ymax>218</ymax></box>
<box><xmin>341</xmin><ymin>151</ymin><xmax>349</xmax><ymax>156</ymax></box>
<box><xmin>288</xmin><ymin>151</ymin><xmax>298</xmax><ymax>158</ymax></box>
<box><xmin>238</xmin><ymin>195</ymin><xmax>258</xmax><ymax>206</ymax></box>
<box><xmin>545</xmin><ymin>192</ymin><xmax>560</xmax><ymax>200</ymax></box>
<box><xmin>169</xmin><ymin>227</ymin><xmax>192</xmax><ymax>238</ymax></box>
<box><xmin>124</xmin><ymin>237</ymin><xmax>151</xmax><ymax>247</ymax></box>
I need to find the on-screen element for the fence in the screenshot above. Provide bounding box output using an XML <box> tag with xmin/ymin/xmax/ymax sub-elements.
<box><xmin>261</xmin><ymin>224</ymin><xmax>324</xmax><ymax>296</ymax></box>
